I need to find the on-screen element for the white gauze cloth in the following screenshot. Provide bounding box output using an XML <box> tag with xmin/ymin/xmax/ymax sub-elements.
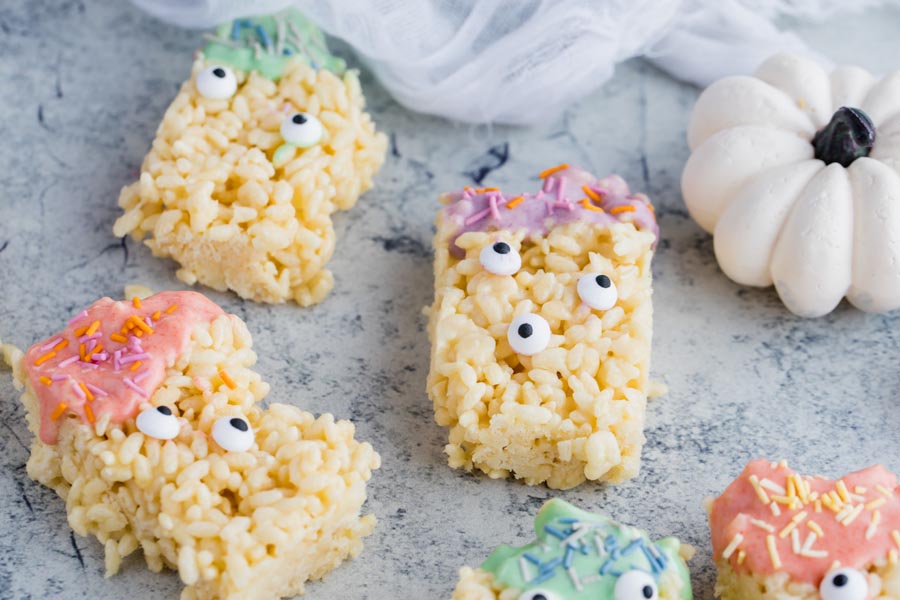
<box><xmin>131</xmin><ymin>0</ymin><xmax>890</xmax><ymax>124</ymax></box>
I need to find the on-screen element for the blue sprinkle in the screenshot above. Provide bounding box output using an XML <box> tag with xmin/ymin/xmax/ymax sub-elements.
<box><xmin>623</xmin><ymin>538</ymin><xmax>645</xmax><ymax>555</ymax></box>
<box><xmin>282</xmin><ymin>48</ymin><xmax>293</xmax><ymax>55</ymax></box>
<box><xmin>599</xmin><ymin>559</ymin><xmax>614</xmax><ymax>575</ymax></box>
<box><xmin>523</xmin><ymin>553</ymin><xmax>542</xmax><ymax>565</ymax></box>
<box><xmin>641</xmin><ymin>546</ymin><xmax>663</xmax><ymax>574</ymax></box>
<box><xmin>563</xmin><ymin>546</ymin><xmax>575</xmax><ymax>569</ymax></box>
<box><xmin>544</xmin><ymin>525</ymin><xmax>567</xmax><ymax>540</ymax></box>
<box><xmin>256</xmin><ymin>25</ymin><xmax>272</xmax><ymax>51</ymax></box>
<box><xmin>579</xmin><ymin>541</ymin><xmax>591</xmax><ymax>555</ymax></box>
<box><xmin>540</xmin><ymin>558</ymin><xmax>563</xmax><ymax>573</ymax></box>
<box><xmin>231</xmin><ymin>20</ymin><xmax>240</xmax><ymax>40</ymax></box>
<box><xmin>559</xmin><ymin>518</ymin><xmax>580</xmax><ymax>524</ymax></box>
<box><xmin>530</xmin><ymin>570</ymin><xmax>556</xmax><ymax>585</ymax></box>
<box><xmin>604</xmin><ymin>535</ymin><xmax>618</xmax><ymax>550</ymax></box>
<box><xmin>610</xmin><ymin>549</ymin><xmax>621</xmax><ymax>560</ymax></box>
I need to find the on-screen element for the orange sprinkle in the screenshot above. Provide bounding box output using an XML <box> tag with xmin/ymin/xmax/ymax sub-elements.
<box><xmin>85</xmin><ymin>320</ymin><xmax>101</xmax><ymax>337</ymax></box>
<box><xmin>134</xmin><ymin>329</ymin><xmax>144</xmax><ymax>338</ymax></box>
<box><xmin>78</xmin><ymin>382</ymin><xmax>94</xmax><ymax>402</ymax></box>
<box><xmin>129</xmin><ymin>316</ymin><xmax>153</xmax><ymax>335</ymax></box>
<box><xmin>73</xmin><ymin>326</ymin><xmax>88</xmax><ymax>337</ymax></box>
<box><xmin>34</xmin><ymin>352</ymin><xmax>56</xmax><ymax>366</ymax></box>
<box><xmin>130</xmin><ymin>361</ymin><xmax>142</xmax><ymax>372</ymax></box>
<box><xmin>79</xmin><ymin>344</ymin><xmax>86</xmax><ymax>361</ymax></box>
<box><xmin>610</xmin><ymin>205</ymin><xmax>636</xmax><ymax>214</ymax></box>
<box><xmin>132</xmin><ymin>296</ymin><xmax>142</xmax><ymax>308</ymax></box>
<box><xmin>52</xmin><ymin>338</ymin><xmax>69</xmax><ymax>351</ymax></box>
<box><xmin>165</xmin><ymin>305</ymin><xmax>178</xmax><ymax>314</ymax></box>
<box><xmin>539</xmin><ymin>164</ymin><xmax>568</xmax><ymax>179</ymax></box>
<box><xmin>582</xmin><ymin>185</ymin><xmax>601</xmax><ymax>202</ymax></box>
<box><xmin>219</xmin><ymin>370</ymin><xmax>237</xmax><ymax>390</ymax></box>
<box><xmin>481</xmin><ymin>187</ymin><xmax>499</xmax><ymax>192</ymax></box>
<box><xmin>84</xmin><ymin>404</ymin><xmax>95</xmax><ymax>423</ymax></box>
<box><xmin>39</xmin><ymin>376</ymin><xmax>52</xmax><ymax>386</ymax></box>
<box><xmin>647</xmin><ymin>204</ymin><xmax>656</xmax><ymax>215</ymax></box>
<box><xmin>506</xmin><ymin>195</ymin><xmax>525</xmax><ymax>209</ymax></box>
<box><xmin>51</xmin><ymin>403</ymin><xmax>67</xmax><ymax>420</ymax></box>
<box><xmin>580</xmin><ymin>198</ymin><xmax>604</xmax><ymax>213</ymax></box>
<box><xmin>110</xmin><ymin>333</ymin><xmax>128</xmax><ymax>343</ymax></box>
<box><xmin>152</xmin><ymin>311</ymin><xmax>161</xmax><ymax>320</ymax></box>
<box><xmin>84</xmin><ymin>343</ymin><xmax>103</xmax><ymax>361</ymax></box>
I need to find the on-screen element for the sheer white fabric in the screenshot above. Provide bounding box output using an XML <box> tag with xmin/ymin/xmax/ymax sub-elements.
<box><xmin>131</xmin><ymin>0</ymin><xmax>891</xmax><ymax>124</ymax></box>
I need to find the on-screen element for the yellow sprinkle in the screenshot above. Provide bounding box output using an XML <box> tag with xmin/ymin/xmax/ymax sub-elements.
<box><xmin>610</xmin><ymin>205</ymin><xmax>636</xmax><ymax>214</ymax></box>
<box><xmin>132</xmin><ymin>296</ymin><xmax>142</xmax><ymax>308</ymax></box>
<box><xmin>130</xmin><ymin>360</ymin><xmax>142</xmax><ymax>372</ymax></box>
<box><xmin>751</xmin><ymin>519</ymin><xmax>775</xmax><ymax>532</ymax></box>
<box><xmin>866</xmin><ymin>510</ymin><xmax>881</xmax><ymax>540</ymax></box>
<box><xmin>770</xmin><ymin>502</ymin><xmax>781</xmax><ymax>517</ymax></box>
<box><xmin>866</xmin><ymin>497</ymin><xmax>887</xmax><ymax>511</ymax></box>
<box><xmin>506</xmin><ymin>195</ymin><xmax>525</xmax><ymax>209</ymax></box>
<box><xmin>787</xmin><ymin>477</ymin><xmax>796</xmax><ymax>498</ymax></box>
<box><xmin>877</xmin><ymin>485</ymin><xmax>894</xmax><ymax>498</ymax></box>
<box><xmin>582</xmin><ymin>185</ymin><xmax>601</xmax><ymax>202</ymax></box>
<box><xmin>722</xmin><ymin>534</ymin><xmax>744</xmax><ymax>559</ymax></box>
<box><xmin>779</xmin><ymin>520</ymin><xmax>799</xmax><ymax>539</ymax></box>
<box><xmin>539</xmin><ymin>164</ymin><xmax>568</xmax><ymax>179</ymax></box>
<box><xmin>771</xmin><ymin>495</ymin><xmax>794</xmax><ymax>506</ymax></box>
<box><xmin>52</xmin><ymin>338</ymin><xmax>69</xmax><ymax>351</ymax></box>
<box><xmin>749</xmin><ymin>475</ymin><xmax>771</xmax><ymax>505</ymax></box>
<box><xmin>85</xmin><ymin>320</ymin><xmax>101</xmax><ymax>337</ymax></box>
<box><xmin>836</xmin><ymin>480</ymin><xmax>850</xmax><ymax>503</ymax></box>
<box><xmin>760</xmin><ymin>478</ymin><xmax>787</xmax><ymax>495</ymax></box>
<box><xmin>34</xmin><ymin>352</ymin><xmax>56</xmax><ymax>366</ymax></box>
<box><xmin>219</xmin><ymin>370</ymin><xmax>237</xmax><ymax>390</ymax></box>
<box><xmin>110</xmin><ymin>333</ymin><xmax>128</xmax><ymax>343</ymax></box>
<box><xmin>855</xmin><ymin>486</ymin><xmax>868</xmax><ymax>494</ymax></box>
<box><xmin>890</xmin><ymin>549</ymin><xmax>898</xmax><ymax>565</ymax></box>
<box><xmin>39</xmin><ymin>376</ymin><xmax>52</xmax><ymax>386</ymax></box>
<box><xmin>50</xmin><ymin>403</ymin><xmax>67</xmax><ymax>420</ymax></box>
<box><xmin>891</xmin><ymin>530</ymin><xmax>900</xmax><ymax>549</ymax></box>
<box><xmin>84</xmin><ymin>403</ymin><xmax>95</xmax><ymax>423</ymax></box>
<box><xmin>791</xmin><ymin>510</ymin><xmax>808</xmax><ymax>524</ymax></box>
<box><xmin>778</xmin><ymin>459</ymin><xmax>788</xmax><ymax>468</ymax></box>
<box><xmin>807</xmin><ymin>521</ymin><xmax>824</xmax><ymax>537</ymax></box>
<box><xmin>165</xmin><ymin>304</ymin><xmax>178</xmax><ymax>314</ymax></box>
<box><xmin>842</xmin><ymin>504</ymin><xmax>864</xmax><ymax>526</ymax></box>
<box><xmin>815</xmin><ymin>499</ymin><xmax>822</xmax><ymax>513</ymax></box>
<box><xmin>766</xmin><ymin>535</ymin><xmax>781</xmax><ymax>569</ymax></box>
<box><xmin>737</xmin><ymin>549</ymin><xmax>746</xmax><ymax>565</ymax></box>
<box><xmin>78</xmin><ymin>382</ymin><xmax>94</xmax><ymax>402</ymax></box>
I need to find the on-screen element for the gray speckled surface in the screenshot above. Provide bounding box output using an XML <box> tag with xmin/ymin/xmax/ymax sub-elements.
<box><xmin>3</xmin><ymin>2</ymin><xmax>900</xmax><ymax>599</ymax></box>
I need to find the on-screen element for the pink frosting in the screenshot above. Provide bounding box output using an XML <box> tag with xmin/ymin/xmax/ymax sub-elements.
<box><xmin>710</xmin><ymin>459</ymin><xmax>900</xmax><ymax>585</ymax></box>
<box><xmin>24</xmin><ymin>291</ymin><xmax>224</xmax><ymax>444</ymax></box>
<box><xmin>440</xmin><ymin>166</ymin><xmax>658</xmax><ymax>257</ymax></box>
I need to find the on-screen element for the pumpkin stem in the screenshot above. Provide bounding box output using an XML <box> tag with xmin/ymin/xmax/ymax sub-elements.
<box><xmin>813</xmin><ymin>107</ymin><xmax>876</xmax><ymax>167</ymax></box>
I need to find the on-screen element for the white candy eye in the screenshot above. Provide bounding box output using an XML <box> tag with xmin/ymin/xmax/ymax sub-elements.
<box><xmin>820</xmin><ymin>568</ymin><xmax>868</xmax><ymax>600</ymax></box>
<box><xmin>212</xmin><ymin>416</ymin><xmax>254</xmax><ymax>452</ymax></box>
<box><xmin>136</xmin><ymin>405</ymin><xmax>180</xmax><ymax>440</ymax></box>
<box><xmin>615</xmin><ymin>570</ymin><xmax>658</xmax><ymax>600</ymax></box>
<box><xmin>507</xmin><ymin>314</ymin><xmax>551</xmax><ymax>356</ymax></box>
<box><xmin>518</xmin><ymin>589</ymin><xmax>558</xmax><ymax>600</ymax></box>
<box><xmin>577</xmin><ymin>273</ymin><xmax>618</xmax><ymax>310</ymax></box>
<box><xmin>479</xmin><ymin>241</ymin><xmax>521</xmax><ymax>275</ymax></box>
<box><xmin>280</xmin><ymin>112</ymin><xmax>324</xmax><ymax>148</ymax></box>
<box><xmin>196</xmin><ymin>65</ymin><xmax>237</xmax><ymax>100</ymax></box>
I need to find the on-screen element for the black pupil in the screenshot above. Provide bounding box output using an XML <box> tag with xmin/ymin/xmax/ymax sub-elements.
<box><xmin>596</xmin><ymin>275</ymin><xmax>611</xmax><ymax>288</ymax></box>
<box><xmin>517</xmin><ymin>323</ymin><xmax>533</xmax><ymax>338</ymax></box>
<box><xmin>212</xmin><ymin>67</ymin><xmax>226</xmax><ymax>78</ymax></box>
<box><xmin>833</xmin><ymin>574</ymin><xmax>849</xmax><ymax>587</ymax></box>
<box><xmin>292</xmin><ymin>114</ymin><xmax>307</xmax><ymax>125</ymax></box>
<box><xmin>493</xmin><ymin>242</ymin><xmax>510</xmax><ymax>255</ymax></box>
<box><xmin>157</xmin><ymin>406</ymin><xmax>172</xmax><ymax>416</ymax></box>
<box><xmin>533</xmin><ymin>595</ymin><xmax>547</xmax><ymax>600</ymax></box>
<box><xmin>230</xmin><ymin>418</ymin><xmax>249</xmax><ymax>432</ymax></box>
<box><xmin>642</xmin><ymin>586</ymin><xmax>654</xmax><ymax>599</ymax></box>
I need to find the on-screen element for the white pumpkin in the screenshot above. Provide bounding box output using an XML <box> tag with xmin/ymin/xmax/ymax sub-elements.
<box><xmin>682</xmin><ymin>53</ymin><xmax>900</xmax><ymax>317</ymax></box>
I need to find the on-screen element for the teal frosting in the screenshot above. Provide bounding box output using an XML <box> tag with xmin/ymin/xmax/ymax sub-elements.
<box><xmin>481</xmin><ymin>499</ymin><xmax>692</xmax><ymax>599</ymax></box>
<box><xmin>202</xmin><ymin>9</ymin><xmax>346</xmax><ymax>80</ymax></box>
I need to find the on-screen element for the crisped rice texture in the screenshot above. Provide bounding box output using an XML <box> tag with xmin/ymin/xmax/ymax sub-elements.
<box><xmin>114</xmin><ymin>58</ymin><xmax>387</xmax><ymax>306</ymax></box>
<box><xmin>4</xmin><ymin>314</ymin><xmax>380</xmax><ymax>600</ymax></box>
<box><xmin>714</xmin><ymin>559</ymin><xmax>900</xmax><ymax>600</ymax></box>
<box><xmin>427</xmin><ymin>219</ymin><xmax>654</xmax><ymax>489</ymax></box>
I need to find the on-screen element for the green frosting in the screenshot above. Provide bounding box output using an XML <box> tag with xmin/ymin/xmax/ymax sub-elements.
<box><xmin>202</xmin><ymin>9</ymin><xmax>346</xmax><ymax>81</ymax></box>
<box><xmin>481</xmin><ymin>500</ymin><xmax>692</xmax><ymax>599</ymax></box>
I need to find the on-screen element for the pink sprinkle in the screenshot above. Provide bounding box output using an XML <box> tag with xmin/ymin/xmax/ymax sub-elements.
<box><xmin>113</xmin><ymin>350</ymin><xmax>121</xmax><ymax>371</ymax></box>
<box><xmin>78</xmin><ymin>333</ymin><xmax>101</xmax><ymax>344</ymax></box>
<box><xmin>85</xmin><ymin>383</ymin><xmax>108</xmax><ymax>397</ymax></box>
<box><xmin>85</xmin><ymin>339</ymin><xmax>98</xmax><ymax>354</ymax></box>
<box><xmin>92</xmin><ymin>352</ymin><xmax>109</xmax><ymax>362</ymax></box>
<box><xmin>555</xmin><ymin>181</ymin><xmax>564</xmax><ymax>201</ymax></box>
<box><xmin>40</xmin><ymin>337</ymin><xmax>63</xmax><ymax>352</ymax></box>
<box><xmin>128</xmin><ymin>335</ymin><xmax>142</xmax><ymax>350</ymax></box>
<box><xmin>488</xmin><ymin>194</ymin><xmax>501</xmax><ymax>220</ymax></box>
<box><xmin>50</xmin><ymin>374</ymin><xmax>70</xmax><ymax>381</ymax></box>
<box><xmin>542</xmin><ymin>177</ymin><xmax>556</xmax><ymax>194</ymax></box>
<box><xmin>123</xmin><ymin>378</ymin><xmax>148</xmax><ymax>398</ymax></box>
<box><xmin>545</xmin><ymin>201</ymin><xmax>554</xmax><ymax>216</ymax></box>
<box><xmin>71</xmin><ymin>380</ymin><xmax>86</xmax><ymax>400</ymax></box>
<box><xmin>58</xmin><ymin>355</ymin><xmax>79</xmax><ymax>368</ymax></box>
<box><xmin>462</xmin><ymin>188</ymin><xmax>474</xmax><ymax>199</ymax></box>
<box><xmin>80</xmin><ymin>362</ymin><xmax>99</xmax><ymax>370</ymax></box>
<box><xmin>68</xmin><ymin>310</ymin><xmax>88</xmax><ymax>325</ymax></box>
<box><xmin>464</xmin><ymin>207</ymin><xmax>492</xmax><ymax>226</ymax></box>
<box><xmin>554</xmin><ymin>199</ymin><xmax>574</xmax><ymax>211</ymax></box>
<box><xmin>133</xmin><ymin>369</ymin><xmax>152</xmax><ymax>384</ymax></box>
<box><xmin>120</xmin><ymin>352</ymin><xmax>150</xmax><ymax>365</ymax></box>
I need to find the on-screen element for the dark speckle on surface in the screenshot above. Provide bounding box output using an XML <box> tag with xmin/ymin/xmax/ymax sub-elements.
<box><xmin>2</xmin><ymin>2</ymin><xmax>900</xmax><ymax>599</ymax></box>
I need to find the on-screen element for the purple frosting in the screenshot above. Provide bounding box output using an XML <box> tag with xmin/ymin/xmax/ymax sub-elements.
<box><xmin>440</xmin><ymin>166</ymin><xmax>659</xmax><ymax>257</ymax></box>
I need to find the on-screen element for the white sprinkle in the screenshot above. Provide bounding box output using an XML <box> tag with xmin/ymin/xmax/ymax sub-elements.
<box><xmin>582</xmin><ymin>574</ymin><xmax>601</xmax><ymax>585</ymax></box>
<box><xmin>802</xmin><ymin>549</ymin><xmax>829</xmax><ymax>558</ymax></box>
<box><xmin>519</xmin><ymin>556</ymin><xmax>531</xmax><ymax>581</ymax></box>
<box><xmin>751</xmin><ymin>519</ymin><xmax>775</xmax><ymax>532</ymax></box>
<box><xmin>791</xmin><ymin>528</ymin><xmax>801</xmax><ymax>554</ymax></box>
<box><xmin>801</xmin><ymin>532</ymin><xmax>817</xmax><ymax>553</ymax></box>
<box><xmin>771</xmin><ymin>502</ymin><xmax>782</xmax><ymax>516</ymax></box>
<box><xmin>866</xmin><ymin>511</ymin><xmax>881</xmax><ymax>540</ymax></box>
<box><xmin>560</xmin><ymin>523</ymin><xmax>593</xmax><ymax>547</ymax></box>
<box><xmin>568</xmin><ymin>567</ymin><xmax>583</xmax><ymax>592</ymax></box>
<box><xmin>722</xmin><ymin>534</ymin><xmax>744</xmax><ymax>559</ymax></box>
<box><xmin>761</xmin><ymin>478</ymin><xmax>787</xmax><ymax>495</ymax></box>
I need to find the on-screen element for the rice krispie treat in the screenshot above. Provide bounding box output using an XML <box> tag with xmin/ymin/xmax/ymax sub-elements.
<box><xmin>427</xmin><ymin>165</ymin><xmax>658</xmax><ymax>489</ymax></box>
<box><xmin>114</xmin><ymin>12</ymin><xmax>387</xmax><ymax>306</ymax></box>
<box><xmin>2</xmin><ymin>290</ymin><xmax>380</xmax><ymax>599</ymax></box>
<box><xmin>452</xmin><ymin>498</ymin><xmax>692</xmax><ymax>600</ymax></box>
<box><xmin>708</xmin><ymin>459</ymin><xmax>900</xmax><ymax>600</ymax></box>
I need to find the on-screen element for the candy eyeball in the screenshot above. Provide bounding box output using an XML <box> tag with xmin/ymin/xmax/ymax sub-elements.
<box><xmin>196</xmin><ymin>65</ymin><xmax>237</xmax><ymax>100</ymax></box>
<box><xmin>212</xmin><ymin>416</ymin><xmax>254</xmax><ymax>452</ymax></box>
<box><xmin>615</xmin><ymin>570</ymin><xmax>658</xmax><ymax>600</ymax></box>
<box><xmin>479</xmin><ymin>241</ymin><xmax>521</xmax><ymax>275</ymax></box>
<box><xmin>518</xmin><ymin>589</ymin><xmax>558</xmax><ymax>600</ymax></box>
<box><xmin>507</xmin><ymin>314</ymin><xmax>551</xmax><ymax>356</ymax></box>
<box><xmin>819</xmin><ymin>568</ymin><xmax>868</xmax><ymax>600</ymax></box>
<box><xmin>280</xmin><ymin>112</ymin><xmax>324</xmax><ymax>148</ymax></box>
<box><xmin>136</xmin><ymin>405</ymin><xmax>180</xmax><ymax>440</ymax></box>
<box><xmin>577</xmin><ymin>273</ymin><xmax>618</xmax><ymax>311</ymax></box>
